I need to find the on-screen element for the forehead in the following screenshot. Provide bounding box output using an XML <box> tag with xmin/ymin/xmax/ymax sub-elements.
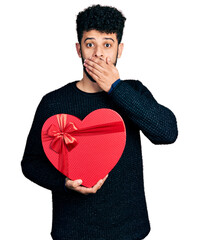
<box><xmin>82</xmin><ymin>30</ymin><xmax>117</xmax><ymax>42</ymax></box>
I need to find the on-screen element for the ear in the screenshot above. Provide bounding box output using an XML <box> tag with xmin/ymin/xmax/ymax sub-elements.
<box><xmin>117</xmin><ymin>43</ymin><xmax>124</xmax><ymax>58</ymax></box>
<box><xmin>76</xmin><ymin>43</ymin><xmax>82</xmax><ymax>58</ymax></box>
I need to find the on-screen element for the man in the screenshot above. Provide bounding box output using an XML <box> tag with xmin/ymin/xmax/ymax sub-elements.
<box><xmin>21</xmin><ymin>4</ymin><xmax>178</xmax><ymax>240</ymax></box>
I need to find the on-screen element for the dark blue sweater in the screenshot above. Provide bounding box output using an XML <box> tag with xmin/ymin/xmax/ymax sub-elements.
<box><xmin>21</xmin><ymin>79</ymin><xmax>178</xmax><ymax>240</ymax></box>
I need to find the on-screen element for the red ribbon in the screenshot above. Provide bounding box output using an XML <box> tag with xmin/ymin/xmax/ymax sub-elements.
<box><xmin>43</xmin><ymin>114</ymin><xmax>125</xmax><ymax>174</ymax></box>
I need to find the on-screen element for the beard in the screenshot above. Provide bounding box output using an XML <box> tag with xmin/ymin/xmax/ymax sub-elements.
<box><xmin>80</xmin><ymin>48</ymin><xmax>118</xmax><ymax>83</ymax></box>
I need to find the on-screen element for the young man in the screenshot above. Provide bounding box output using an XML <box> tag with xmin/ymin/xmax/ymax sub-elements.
<box><xmin>21</xmin><ymin>4</ymin><xmax>178</xmax><ymax>240</ymax></box>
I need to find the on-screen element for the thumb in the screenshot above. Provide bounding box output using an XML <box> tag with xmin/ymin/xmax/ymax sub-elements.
<box><xmin>72</xmin><ymin>179</ymin><xmax>83</xmax><ymax>188</ymax></box>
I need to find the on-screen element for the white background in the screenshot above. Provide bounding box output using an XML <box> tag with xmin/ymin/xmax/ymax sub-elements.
<box><xmin>1</xmin><ymin>0</ymin><xmax>199</xmax><ymax>239</ymax></box>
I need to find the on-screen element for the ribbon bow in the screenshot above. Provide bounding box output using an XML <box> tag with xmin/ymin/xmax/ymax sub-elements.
<box><xmin>47</xmin><ymin>119</ymin><xmax>79</xmax><ymax>153</ymax></box>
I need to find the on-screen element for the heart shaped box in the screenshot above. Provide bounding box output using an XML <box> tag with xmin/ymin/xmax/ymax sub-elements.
<box><xmin>41</xmin><ymin>108</ymin><xmax>126</xmax><ymax>188</ymax></box>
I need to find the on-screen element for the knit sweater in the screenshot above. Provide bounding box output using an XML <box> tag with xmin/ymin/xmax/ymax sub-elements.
<box><xmin>21</xmin><ymin>79</ymin><xmax>178</xmax><ymax>240</ymax></box>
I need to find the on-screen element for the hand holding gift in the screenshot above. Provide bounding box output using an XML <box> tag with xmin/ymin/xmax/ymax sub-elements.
<box><xmin>65</xmin><ymin>174</ymin><xmax>108</xmax><ymax>195</ymax></box>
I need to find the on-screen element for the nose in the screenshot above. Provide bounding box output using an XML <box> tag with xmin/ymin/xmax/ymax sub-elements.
<box><xmin>93</xmin><ymin>46</ymin><xmax>103</xmax><ymax>58</ymax></box>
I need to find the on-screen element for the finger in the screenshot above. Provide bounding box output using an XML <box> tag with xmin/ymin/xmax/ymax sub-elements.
<box><xmin>96</xmin><ymin>174</ymin><xmax>108</xmax><ymax>190</ymax></box>
<box><xmin>84</xmin><ymin>63</ymin><xmax>102</xmax><ymax>77</ymax></box>
<box><xmin>84</xmin><ymin>61</ymin><xmax>103</xmax><ymax>76</ymax></box>
<box><xmin>66</xmin><ymin>179</ymin><xmax>82</xmax><ymax>189</ymax></box>
<box><xmin>103</xmin><ymin>174</ymin><xmax>109</xmax><ymax>180</ymax></box>
<box><xmin>85</xmin><ymin>57</ymin><xmax>106</xmax><ymax>70</ymax></box>
<box><xmin>92</xmin><ymin>179</ymin><xmax>104</xmax><ymax>192</ymax></box>
<box><xmin>75</xmin><ymin>186</ymin><xmax>94</xmax><ymax>195</ymax></box>
<box><xmin>76</xmin><ymin>179</ymin><xmax>103</xmax><ymax>194</ymax></box>
<box><xmin>85</xmin><ymin>67</ymin><xmax>100</xmax><ymax>82</ymax></box>
<box><xmin>74</xmin><ymin>175</ymin><xmax>108</xmax><ymax>195</ymax></box>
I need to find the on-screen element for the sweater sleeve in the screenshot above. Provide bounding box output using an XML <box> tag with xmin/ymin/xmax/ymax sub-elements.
<box><xmin>21</xmin><ymin>96</ymin><xmax>67</xmax><ymax>192</ymax></box>
<box><xmin>108</xmin><ymin>80</ymin><xmax>178</xmax><ymax>144</ymax></box>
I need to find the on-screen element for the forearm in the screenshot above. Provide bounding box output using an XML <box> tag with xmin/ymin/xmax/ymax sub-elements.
<box><xmin>108</xmin><ymin>80</ymin><xmax>178</xmax><ymax>144</ymax></box>
<box><xmin>21</xmin><ymin>152</ymin><xmax>66</xmax><ymax>192</ymax></box>
<box><xmin>21</xmin><ymin>96</ymin><xmax>66</xmax><ymax>192</ymax></box>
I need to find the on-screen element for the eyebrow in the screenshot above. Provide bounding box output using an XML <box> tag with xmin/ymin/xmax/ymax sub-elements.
<box><xmin>84</xmin><ymin>37</ymin><xmax>95</xmax><ymax>43</ymax></box>
<box><xmin>84</xmin><ymin>37</ymin><xmax>115</xmax><ymax>43</ymax></box>
<box><xmin>104</xmin><ymin>37</ymin><xmax>115</xmax><ymax>42</ymax></box>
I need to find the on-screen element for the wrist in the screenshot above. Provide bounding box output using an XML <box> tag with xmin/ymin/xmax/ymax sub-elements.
<box><xmin>108</xmin><ymin>79</ymin><xmax>121</xmax><ymax>94</ymax></box>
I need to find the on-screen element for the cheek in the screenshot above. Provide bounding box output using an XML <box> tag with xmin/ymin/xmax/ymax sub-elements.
<box><xmin>109</xmin><ymin>52</ymin><xmax>118</xmax><ymax>62</ymax></box>
<box><xmin>107</xmin><ymin>47</ymin><xmax>118</xmax><ymax>59</ymax></box>
<box><xmin>82</xmin><ymin>52</ymin><xmax>91</xmax><ymax>60</ymax></box>
<box><xmin>81</xmin><ymin>47</ymin><xmax>94</xmax><ymax>58</ymax></box>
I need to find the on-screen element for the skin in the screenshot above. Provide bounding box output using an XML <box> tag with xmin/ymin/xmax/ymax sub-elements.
<box><xmin>76</xmin><ymin>30</ymin><xmax>124</xmax><ymax>93</ymax></box>
<box><xmin>65</xmin><ymin>174</ymin><xmax>109</xmax><ymax>195</ymax></box>
<box><xmin>65</xmin><ymin>30</ymin><xmax>124</xmax><ymax>195</ymax></box>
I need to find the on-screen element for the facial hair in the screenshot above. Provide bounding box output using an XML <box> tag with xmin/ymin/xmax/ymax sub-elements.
<box><xmin>80</xmin><ymin>47</ymin><xmax>118</xmax><ymax>83</ymax></box>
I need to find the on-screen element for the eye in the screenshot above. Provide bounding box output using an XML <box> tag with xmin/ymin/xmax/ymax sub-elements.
<box><xmin>86</xmin><ymin>43</ymin><xmax>94</xmax><ymax>48</ymax></box>
<box><xmin>105</xmin><ymin>43</ymin><xmax>111</xmax><ymax>48</ymax></box>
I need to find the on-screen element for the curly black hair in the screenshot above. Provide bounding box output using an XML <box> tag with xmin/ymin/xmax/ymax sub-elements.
<box><xmin>76</xmin><ymin>4</ymin><xmax>126</xmax><ymax>44</ymax></box>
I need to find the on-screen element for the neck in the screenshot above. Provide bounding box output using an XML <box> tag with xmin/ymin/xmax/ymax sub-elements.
<box><xmin>76</xmin><ymin>72</ymin><xmax>104</xmax><ymax>93</ymax></box>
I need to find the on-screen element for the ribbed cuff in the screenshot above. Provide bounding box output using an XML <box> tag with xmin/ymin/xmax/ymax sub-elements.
<box><xmin>108</xmin><ymin>79</ymin><xmax>121</xmax><ymax>94</ymax></box>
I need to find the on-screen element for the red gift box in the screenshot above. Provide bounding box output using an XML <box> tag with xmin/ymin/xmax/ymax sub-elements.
<box><xmin>41</xmin><ymin>108</ymin><xmax>126</xmax><ymax>188</ymax></box>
